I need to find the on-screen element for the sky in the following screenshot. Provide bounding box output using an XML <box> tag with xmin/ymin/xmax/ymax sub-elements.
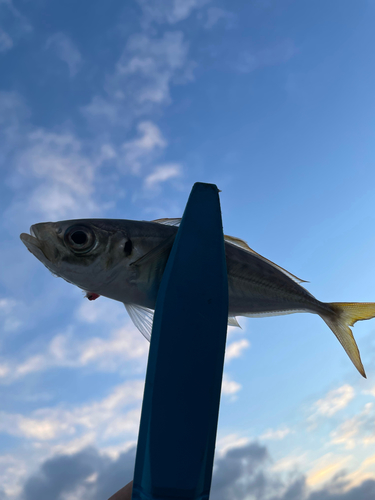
<box><xmin>1</xmin><ymin>0</ymin><xmax>375</xmax><ymax>498</ymax></box>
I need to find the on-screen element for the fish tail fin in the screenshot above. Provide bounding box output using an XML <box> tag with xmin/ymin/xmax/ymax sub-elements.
<box><xmin>322</xmin><ymin>302</ymin><xmax>375</xmax><ymax>378</ymax></box>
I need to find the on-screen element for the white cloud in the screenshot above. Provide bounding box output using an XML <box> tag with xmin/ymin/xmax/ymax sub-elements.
<box><xmin>203</xmin><ymin>7</ymin><xmax>235</xmax><ymax>29</ymax></box>
<box><xmin>0</xmin><ymin>94</ymin><xmax>117</xmax><ymax>228</ymax></box>
<box><xmin>15</xmin><ymin>129</ymin><xmax>99</xmax><ymax>219</ymax></box>
<box><xmin>330</xmin><ymin>402</ymin><xmax>374</xmax><ymax>450</ymax></box>
<box><xmin>0</xmin><ymin>410</ymin><xmax>75</xmax><ymax>441</ymax></box>
<box><xmin>0</xmin><ymin>91</ymin><xmax>29</xmax><ymax>153</ymax></box>
<box><xmin>215</xmin><ymin>433</ymin><xmax>250</xmax><ymax>457</ymax></box>
<box><xmin>144</xmin><ymin>162</ymin><xmax>182</xmax><ymax>189</ymax></box>
<box><xmin>15</xmin><ymin>354</ymin><xmax>47</xmax><ymax>377</ymax></box>
<box><xmin>260</xmin><ymin>426</ymin><xmax>292</xmax><ymax>441</ymax></box>
<box><xmin>121</xmin><ymin>121</ymin><xmax>166</xmax><ymax>173</ymax></box>
<box><xmin>100</xmin><ymin>439</ymin><xmax>137</xmax><ymax>461</ymax></box>
<box><xmin>48</xmin><ymin>432</ymin><xmax>97</xmax><ymax>457</ymax></box>
<box><xmin>115</xmin><ymin>31</ymin><xmax>191</xmax><ymax>104</ymax></box>
<box><xmin>81</xmin><ymin>95</ymin><xmax>119</xmax><ymax>125</ymax></box>
<box><xmin>0</xmin><ymin>27</ymin><xmax>13</xmax><ymax>52</ymax></box>
<box><xmin>1</xmin><ymin>94</ymin><xmax>111</xmax><ymax>228</ymax></box>
<box><xmin>363</xmin><ymin>385</ymin><xmax>375</xmax><ymax>398</ymax></box>
<box><xmin>83</xmin><ymin>31</ymin><xmax>193</xmax><ymax>127</ymax></box>
<box><xmin>102</xmin><ymin>408</ymin><xmax>141</xmax><ymax>438</ymax></box>
<box><xmin>0</xmin><ymin>379</ymin><xmax>144</xmax><ymax>442</ymax></box>
<box><xmin>310</xmin><ymin>384</ymin><xmax>355</xmax><ymax>419</ymax></box>
<box><xmin>75</xmin><ymin>298</ymin><xmax>124</xmax><ymax>325</ymax></box>
<box><xmin>0</xmin><ymin>0</ymin><xmax>32</xmax><ymax>51</ymax></box>
<box><xmin>306</xmin><ymin>452</ymin><xmax>352</xmax><ymax>487</ymax></box>
<box><xmin>137</xmin><ymin>0</ymin><xmax>209</xmax><ymax>25</ymax></box>
<box><xmin>235</xmin><ymin>39</ymin><xmax>297</xmax><ymax>73</ymax></box>
<box><xmin>225</xmin><ymin>338</ymin><xmax>250</xmax><ymax>363</ymax></box>
<box><xmin>222</xmin><ymin>373</ymin><xmax>241</xmax><ymax>398</ymax></box>
<box><xmin>0</xmin><ymin>297</ymin><xmax>150</xmax><ymax>384</ymax></box>
<box><xmin>0</xmin><ymin>320</ymin><xmax>149</xmax><ymax>383</ymax></box>
<box><xmin>329</xmin><ymin>417</ymin><xmax>360</xmax><ymax>450</ymax></box>
<box><xmin>75</xmin><ymin>325</ymin><xmax>149</xmax><ymax>369</ymax></box>
<box><xmin>0</xmin><ymin>453</ymin><xmax>27</xmax><ymax>498</ymax></box>
<box><xmin>46</xmin><ymin>32</ymin><xmax>82</xmax><ymax>77</ymax></box>
<box><xmin>271</xmin><ymin>453</ymin><xmax>308</xmax><ymax>473</ymax></box>
<box><xmin>0</xmin><ymin>297</ymin><xmax>22</xmax><ymax>332</ymax></box>
<box><xmin>0</xmin><ymin>363</ymin><xmax>9</xmax><ymax>377</ymax></box>
<box><xmin>343</xmin><ymin>454</ymin><xmax>375</xmax><ymax>489</ymax></box>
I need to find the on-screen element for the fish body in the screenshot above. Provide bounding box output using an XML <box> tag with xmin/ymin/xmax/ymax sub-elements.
<box><xmin>20</xmin><ymin>218</ymin><xmax>375</xmax><ymax>377</ymax></box>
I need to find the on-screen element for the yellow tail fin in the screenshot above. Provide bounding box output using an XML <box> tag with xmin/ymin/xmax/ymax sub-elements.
<box><xmin>322</xmin><ymin>302</ymin><xmax>375</xmax><ymax>378</ymax></box>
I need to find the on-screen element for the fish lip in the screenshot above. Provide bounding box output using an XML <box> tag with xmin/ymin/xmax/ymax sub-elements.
<box><xmin>20</xmin><ymin>225</ymin><xmax>54</xmax><ymax>263</ymax></box>
<box><xmin>20</xmin><ymin>231</ymin><xmax>49</xmax><ymax>264</ymax></box>
<box><xmin>20</xmin><ymin>225</ymin><xmax>40</xmax><ymax>248</ymax></box>
<box><xmin>20</xmin><ymin>232</ymin><xmax>42</xmax><ymax>250</ymax></box>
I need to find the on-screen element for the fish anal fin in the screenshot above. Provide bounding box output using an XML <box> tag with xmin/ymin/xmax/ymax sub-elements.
<box><xmin>228</xmin><ymin>316</ymin><xmax>241</xmax><ymax>328</ymax></box>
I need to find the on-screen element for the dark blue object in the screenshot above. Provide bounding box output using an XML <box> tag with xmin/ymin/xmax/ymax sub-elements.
<box><xmin>132</xmin><ymin>182</ymin><xmax>229</xmax><ymax>500</ymax></box>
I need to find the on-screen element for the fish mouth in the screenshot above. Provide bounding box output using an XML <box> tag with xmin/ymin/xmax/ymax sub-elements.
<box><xmin>20</xmin><ymin>224</ymin><xmax>57</xmax><ymax>264</ymax></box>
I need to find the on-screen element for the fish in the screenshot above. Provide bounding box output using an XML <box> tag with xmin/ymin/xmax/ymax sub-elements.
<box><xmin>20</xmin><ymin>217</ymin><xmax>375</xmax><ymax>378</ymax></box>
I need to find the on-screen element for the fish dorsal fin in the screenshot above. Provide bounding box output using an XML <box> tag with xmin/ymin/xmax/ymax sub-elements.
<box><xmin>224</xmin><ymin>235</ymin><xmax>253</xmax><ymax>252</ymax></box>
<box><xmin>124</xmin><ymin>303</ymin><xmax>154</xmax><ymax>341</ymax></box>
<box><xmin>224</xmin><ymin>235</ymin><xmax>307</xmax><ymax>285</ymax></box>
<box><xmin>152</xmin><ymin>218</ymin><xmax>182</xmax><ymax>227</ymax></box>
<box><xmin>153</xmin><ymin>219</ymin><xmax>307</xmax><ymax>284</ymax></box>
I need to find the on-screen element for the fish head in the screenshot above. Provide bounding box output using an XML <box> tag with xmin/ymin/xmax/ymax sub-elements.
<box><xmin>20</xmin><ymin>219</ymin><xmax>136</xmax><ymax>296</ymax></box>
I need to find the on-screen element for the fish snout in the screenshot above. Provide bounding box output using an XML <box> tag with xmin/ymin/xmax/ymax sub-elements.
<box><xmin>22</xmin><ymin>222</ymin><xmax>62</xmax><ymax>264</ymax></box>
<box><xmin>30</xmin><ymin>222</ymin><xmax>61</xmax><ymax>241</ymax></box>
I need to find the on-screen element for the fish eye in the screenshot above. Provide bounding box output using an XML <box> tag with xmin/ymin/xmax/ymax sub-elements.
<box><xmin>64</xmin><ymin>225</ymin><xmax>96</xmax><ymax>254</ymax></box>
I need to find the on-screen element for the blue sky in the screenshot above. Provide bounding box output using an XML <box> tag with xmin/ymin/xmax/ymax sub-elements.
<box><xmin>1</xmin><ymin>0</ymin><xmax>375</xmax><ymax>498</ymax></box>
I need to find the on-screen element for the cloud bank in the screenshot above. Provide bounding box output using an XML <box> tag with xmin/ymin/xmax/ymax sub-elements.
<box><xmin>8</xmin><ymin>441</ymin><xmax>375</xmax><ymax>500</ymax></box>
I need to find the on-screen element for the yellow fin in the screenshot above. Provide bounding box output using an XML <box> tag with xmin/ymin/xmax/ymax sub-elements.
<box><xmin>323</xmin><ymin>302</ymin><xmax>375</xmax><ymax>378</ymax></box>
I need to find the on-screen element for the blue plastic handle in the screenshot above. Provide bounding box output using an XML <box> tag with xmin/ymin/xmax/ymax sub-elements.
<box><xmin>132</xmin><ymin>182</ymin><xmax>229</xmax><ymax>500</ymax></box>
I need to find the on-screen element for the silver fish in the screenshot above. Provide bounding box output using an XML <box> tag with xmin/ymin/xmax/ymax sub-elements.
<box><xmin>20</xmin><ymin>218</ymin><xmax>375</xmax><ymax>378</ymax></box>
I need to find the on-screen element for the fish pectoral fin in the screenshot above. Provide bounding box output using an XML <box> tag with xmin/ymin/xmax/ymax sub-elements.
<box><xmin>323</xmin><ymin>302</ymin><xmax>375</xmax><ymax>378</ymax></box>
<box><xmin>124</xmin><ymin>303</ymin><xmax>154</xmax><ymax>341</ymax></box>
<box><xmin>152</xmin><ymin>218</ymin><xmax>182</xmax><ymax>227</ymax></box>
<box><xmin>130</xmin><ymin>235</ymin><xmax>175</xmax><ymax>268</ymax></box>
